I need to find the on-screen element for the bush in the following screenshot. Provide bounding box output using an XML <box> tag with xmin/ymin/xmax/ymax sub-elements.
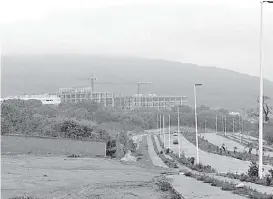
<box><xmin>184</xmin><ymin>172</ymin><xmax>193</xmax><ymax>177</ymax></box>
<box><xmin>248</xmin><ymin>162</ymin><xmax>259</xmax><ymax>177</ymax></box>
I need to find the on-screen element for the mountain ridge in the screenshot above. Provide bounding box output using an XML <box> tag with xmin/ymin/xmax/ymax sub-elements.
<box><xmin>1</xmin><ymin>54</ymin><xmax>273</xmax><ymax>111</ymax></box>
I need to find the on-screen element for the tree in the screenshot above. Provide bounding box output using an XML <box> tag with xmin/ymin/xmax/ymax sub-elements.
<box><xmin>260</xmin><ymin>96</ymin><xmax>271</xmax><ymax>122</ymax></box>
<box><xmin>256</xmin><ymin>96</ymin><xmax>271</xmax><ymax>122</ymax></box>
<box><xmin>246</xmin><ymin>96</ymin><xmax>271</xmax><ymax>122</ymax></box>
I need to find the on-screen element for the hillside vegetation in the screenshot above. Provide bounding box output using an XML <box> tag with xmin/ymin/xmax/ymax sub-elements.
<box><xmin>1</xmin><ymin>100</ymin><xmax>254</xmax><ymax>138</ymax></box>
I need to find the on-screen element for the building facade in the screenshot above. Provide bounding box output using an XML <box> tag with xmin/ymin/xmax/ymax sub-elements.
<box><xmin>57</xmin><ymin>87</ymin><xmax>114</xmax><ymax>106</ymax></box>
<box><xmin>115</xmin><ymin>94</ymin><xmax>188</xmax><ymax>110</ymax></box>
<box><xmin>0</xmin><ymin>94</ymin><xmax>61</xmax><ymax>105</ymax></box>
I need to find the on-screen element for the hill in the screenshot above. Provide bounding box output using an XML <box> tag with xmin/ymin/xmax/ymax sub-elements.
<box><xmin>1</xmin><ymin>54</ymin><xmax>273</xmax><ymax>111</ymax></box>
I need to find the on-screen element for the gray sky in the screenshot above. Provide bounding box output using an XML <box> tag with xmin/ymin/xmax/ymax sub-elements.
<box><xmin>1</xmin><ymin>0</ymin><xmax>273</xmax><ymax>80</ymax></box>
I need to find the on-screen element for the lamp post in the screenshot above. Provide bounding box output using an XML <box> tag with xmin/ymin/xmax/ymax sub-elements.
<box><xmin>178</xmin><ymin>106</ymin><xmax>181</xmax><ymax>158</ymax></box>
<box><xmin>169</xmin><ymin>114</ymin><xmax>171</xmax><ymax>149</ymax></box>
<box><xmin>159</xmin><ymin>115</ymin><xmax>161</xmax><ymax>136</ymax></box>
<box><xmin>224</xmin><ymin>115</ymin><xmax>227</xmax><ymax>137</ymax></box>
<box><xmin>258</xmin><ymin>0</ymin><xmax>273</xmax><ymax>179</ymax></box>
<box><xmin>222</xmin><ymin>114</ymin><xmax>224</xmax><ymax>133</ymax></box>
<box><xmin>157</xmin><ymin>114</ymin><xmax>159</xmax><ymax>132</ymax></box>
<box><xmin>163</xmin><ymin>114</ymin><xmax>165</xmax><ymax>148</ymax></box>
<box><xmin>216</xmin><ymin>114</ymin><xmax>218</xmax><ymax>133</ymax></box>
<box><xmin>194</xmin><ymin>83</ymin><xmax>202</xmax><ymax>164</ymax></box>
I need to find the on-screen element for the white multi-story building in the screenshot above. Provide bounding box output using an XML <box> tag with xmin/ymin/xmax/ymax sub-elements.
<box><xmin>0</xmin><ymin>94</ymin><xmax>61</xmax><ymax>105</ymax></box>
<box><xmin>115</xmin><ymin>94</ymin><xmax>188</xmax><ymax>110</ymax></box>
<box><xmin>57</xmin><ymin>87</ymin><xmax>114</xmax><ymax>106</ymax></box>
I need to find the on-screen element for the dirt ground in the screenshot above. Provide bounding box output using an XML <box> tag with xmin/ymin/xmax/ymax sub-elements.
<box><xmin>1</xmin><ymin>136</ymin><xmax>172</xmax><ymax>199</ymax></box>
<box><xmin>2</xmin><ymin>155</ymin><xmax>166</xmax><ymax>199</ymax></box>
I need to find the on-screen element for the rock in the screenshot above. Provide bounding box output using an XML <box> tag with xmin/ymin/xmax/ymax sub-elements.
<box><xmin>235</xmin><ymin>183</ymin><xmax>245</xmax><ymax>188</ymax></box>
<box><xmin>121</xmin><ymin>150</ymin><xmax>137</xmax><ymax>162</ymax></box>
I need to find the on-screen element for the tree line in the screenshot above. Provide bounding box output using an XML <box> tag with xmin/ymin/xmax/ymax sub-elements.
<box><xmin>1</xmin><ymin>99</ymin><xmax>256</xmax><ymax>139</ymax></box>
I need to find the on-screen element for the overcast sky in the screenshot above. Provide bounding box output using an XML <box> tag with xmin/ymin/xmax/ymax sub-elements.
<box><xmin>1</xmin><ymin>0</ymin><xmax>273</xmax><ymax>80</ymax></box>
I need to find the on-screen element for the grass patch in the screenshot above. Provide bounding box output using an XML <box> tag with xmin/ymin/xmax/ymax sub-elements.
<box><xmin>157</xmin><ymin>135</ymin><xmax>216</xmax><ymax>173</ymax></box>
<box><xmin>155</xmin><ymin>178</ymin><xmax>183</xmax><ymax>199</ymax></box>
<box><xmin>10</xmin><ymin>196</ymin><xmax>41</xmax><ymax>199</ymax></box>
<box><xmin>151</xmin><ymin>135</ymin><xmax>178</xmax><ymax>168</ymax></box>
<box><xmin>219</xmin><ymin>162</ymin><xmax>273</xmax><ymax>187</ymax></box>
<box><xmin>183</xmin><ymin>132</ymin><xmax>273</xmax><ymax>166</ymax></box>
<box><xmin>183</xmin><ymin>172</ymin><xmax>273</xmax><ymax>199</ymax></box>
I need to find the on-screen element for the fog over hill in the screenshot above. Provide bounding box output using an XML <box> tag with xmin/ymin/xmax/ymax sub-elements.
<box><xmin>1</xmin><ymin>54</ymin><xmax>273</xmax><ymax>111</ymax></box>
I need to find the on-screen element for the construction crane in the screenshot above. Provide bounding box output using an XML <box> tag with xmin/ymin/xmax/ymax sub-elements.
<box><xmin>96</xmin><ymin>81</ymin><xmax>152</xmax><ymax>95</ymax></box>
<box><xmin>78</xmin><ymin>75</ymin><xmax>152</xmax><ymax>94</ymax></box>
<box><xmin>136</xmin><ymin>81</ymin><xmax>152</xmax><ymax>95</ymax></box>
<box><xmin>78</xmin><ymin>74</ymin><xmax>97</xmax><ymax>92</ymax></box>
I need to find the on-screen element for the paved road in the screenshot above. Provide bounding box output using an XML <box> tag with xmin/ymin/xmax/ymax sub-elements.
<box><xmin>160</xmin><ymin>134</ymin><xmax>273</xmax><ymax>174</ymax></box>
<box><xmin>153</xmin><ymin>133</ymin><xmax>273</xmax><ymax>195</ymax></box>
<box><xmin>150</xmin><ymin>135</ymin><xmax>248</xmax><ymax>198</ymax></box>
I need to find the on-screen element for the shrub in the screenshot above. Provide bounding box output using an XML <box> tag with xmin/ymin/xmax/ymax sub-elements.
<box><xmin>266</xmin><ymin>175</ymin><xmax>272</xmax><ymax>186</ymax></box>
<box><xmin>221</xmin><ymin>183</ymin><xmax>234</xmax><ymax>191</ymax></box>
<box><xmin>184</xmin><ymin>172</ymin><xmax>193</xmax><ymax>177</ymax></box>
<box><xmin>166</xmin><ymin>148</ymin><xmax>170</xmax><ymax>154</ymax></box>
<box><xmin>248</xmin><ymin>162</ymin><xmax>259</xmax><ymax>177</ymax></box>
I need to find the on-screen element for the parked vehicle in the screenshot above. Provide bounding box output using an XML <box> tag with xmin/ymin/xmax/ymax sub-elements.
<box><xmin>173</xmin><ymin>140</ymin><xmax>178</xmax><ymax>144</ymax></box>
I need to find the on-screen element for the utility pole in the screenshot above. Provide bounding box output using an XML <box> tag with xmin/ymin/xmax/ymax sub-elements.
<box><xmin>178</xmin><ymin>106</ymin><xmax>181</xmax><ymax>158</ymax></box>
<box><xmin>157</xmin><ymin>114</ymin><xmax>159</xmax><ymax>130</ymax></box>
<box><xmin>222</xmin><ymin>114</ymin><xmax>224</xmax><ymax>133</ymax></box>
<box><xmin>194</xmin><ymin>83</ymin><xmax>202</xmax><ymax>165</ymax></box>
<box><xmin>224</xmin><ymin>115</ymin><xmax>227</xmax><ymax>137</ymax></box>
<box><xmin>238</xmin><ymin>115</ymin><xmax>240</xmax><ymax>132</ymax></box>
<box><xmin>233</xmin><ymin>117</ymin><xmax>235</xmax><ymax>133</ymax></box>
<box><xmin>215</xmin><ymin>114</ymin><xmax>218</xmax><ymax>133</ymax></box>
<box><xmin>159</xmin><ymin>114</ymin><xmax>162</xmax><ymax>137</ymax></box>
<box><xmin>242</xmin><ymin>117</ymin><xmax>244</xmax><ymax>133</ymax></box>
<box><xmin>205</xmin><ymin>120</ymin><xmax>207</xmax><ymax>134</ymax></box>
<box><xmin>163</xmin><ymin>114</ymin><xmax>165</xmax><ymax>148</ymax></box>
<box><xmin>169</xmin><ymin>114</ymin><xmax>171</xmax><ymax>149</ymax></box>
<box><xmin>258</xmin><ymin>0</ymin><xmax>273</xmax><ymax>178</ymax></box>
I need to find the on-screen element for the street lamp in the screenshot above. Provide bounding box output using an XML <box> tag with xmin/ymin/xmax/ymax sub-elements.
<box><xmin>163</xmin><ymin>114</ymin><xmax>165</xmax><ymax>148</ymax></box>
<box><xmin>224</xmin><ymin>115</ymin><xmax>227</xmax><ymax>137</ymax></box>
<box><xmin>215</xmin><ymin>114</ymin><xmax>218</xmax><ymax>133</ymax></box>
<box><xmin>259</xmin><ymin>0</ymin><xmax>273</xmax><ymax>179</ymax></box>
<box><xmin>159</xmin><ymin>115</ymin><xmax>161</xmax><ymax>136</ymax></box>
<box><xmin>177</xmin><ymin>106</ymin><xmax>181</xmax><ymax>158</ymax></box>
<box><xmin>169</xmin><ymin>114</ymin><xmax>171</xmax><ymax>149</ymax></box>
<box><xmin>194</xmin><ymin>83</ymin><xmax>202</xmax><ymax>164</ymax></box>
